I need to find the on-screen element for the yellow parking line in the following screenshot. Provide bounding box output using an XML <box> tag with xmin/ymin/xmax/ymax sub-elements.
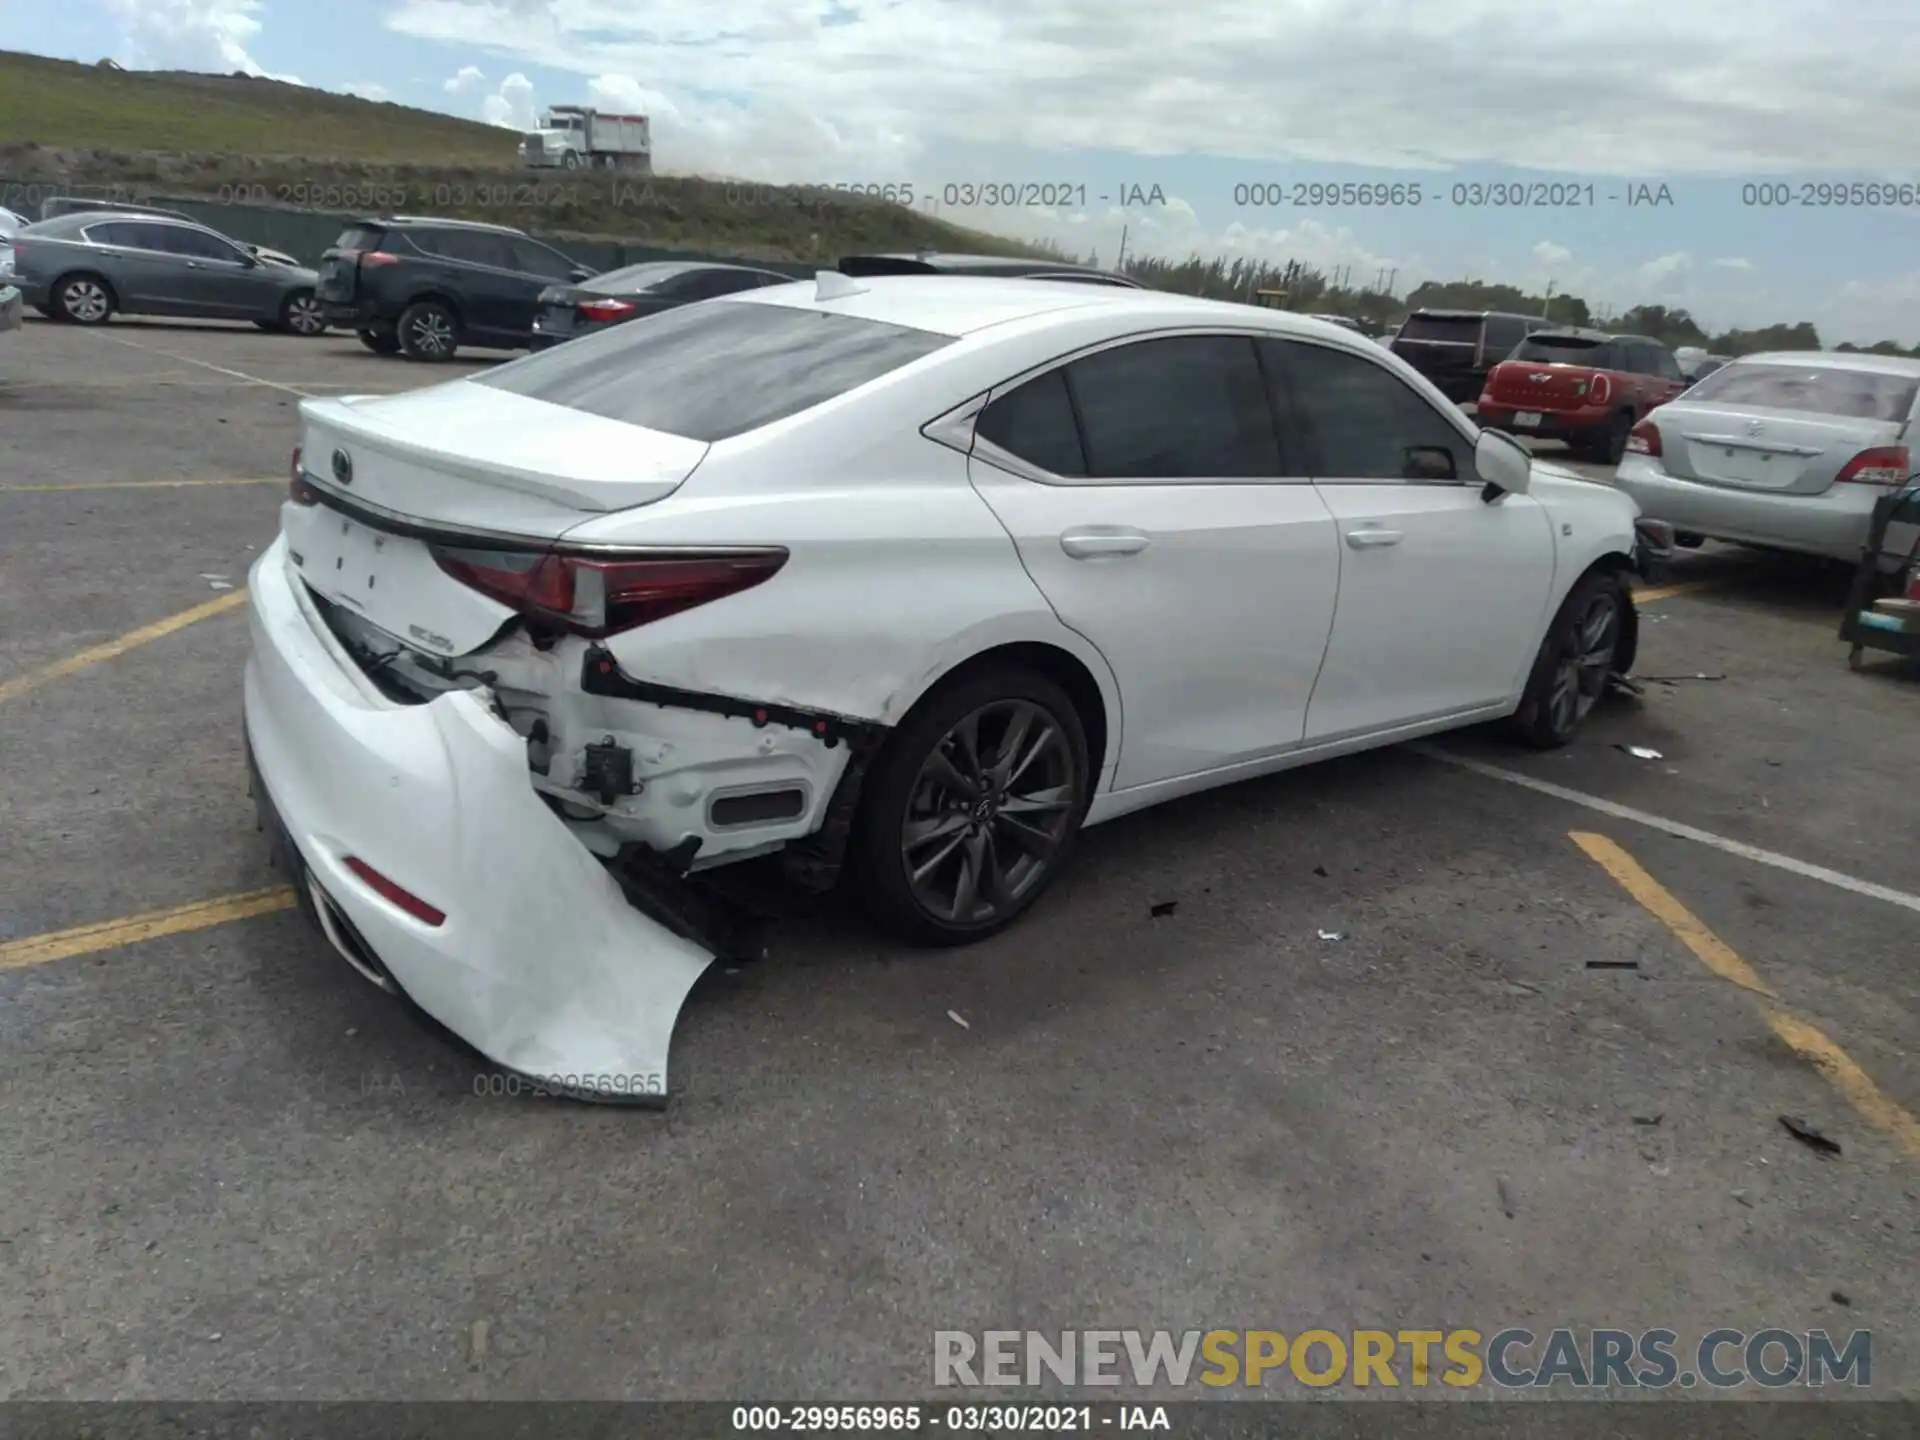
<box><xmin>0</xmin><ymin>478</ymin><xmax>278</xmax><ymax>493</ymax></box>
<box><xmin>1572</xmin><ymin>830</ymin><xmax>1920</xmax><ymax>1160</ymax></box>
<box><xmin>0</xmin><ymin>887</ymin><xmax>297</xmax><ymax>971</ymax></box>
<box><xmin>1633</xmin><ymin>579</ymin><xmax>1723</xmax><ymax>604</ymax></box>
<box><xmin>0</xmin><ymin>589</ymin><xmax>248</xmax><ymax>707</ymax></box>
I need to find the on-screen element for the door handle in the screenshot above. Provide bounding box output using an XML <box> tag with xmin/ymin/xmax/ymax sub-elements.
<box><xmin>1060</xmin><ymin>528</ymin><xmax>1150</xmax><ymax>559</ymax></box>
<box><xmin>1345</xmin><ymin>527</ymin><xmax>1403</xmax><ymax>549</ymax></box>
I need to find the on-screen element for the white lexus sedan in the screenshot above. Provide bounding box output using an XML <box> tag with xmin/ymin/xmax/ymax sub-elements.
<box><xmin>244</xmin><ymin>274</ymin><xmax>1664</xmax><ymax>1098</ymax></box>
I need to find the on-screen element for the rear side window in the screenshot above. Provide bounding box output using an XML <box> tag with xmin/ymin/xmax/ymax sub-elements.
<box><xmin>475</xmin><ymin>299</ymin><xmax>953</xmax><ymax>441</ymax></box>
<box><xmin>976</xmin><ymin>368</ymin><xmax>1087</xmax><ymax>476</ymax></box>
<box><xmin>1397</xmin><ymin>314</ymin><xmax>1483</xmax><ymax>344</ymax></box>
<box><xmin>1512</xmin><ymin>335</ymin><xmax>1619</xmax><ymax>371</ymax></box>
<box><xmin>1684</xmin><ymin>364</ymin><xmax>1920</xmax><ymax>422</ymax></box>
<box><xmin>1064</xmin><ymin>336</ymin><xmax>1282</xmax><ymax>479</ymax></box>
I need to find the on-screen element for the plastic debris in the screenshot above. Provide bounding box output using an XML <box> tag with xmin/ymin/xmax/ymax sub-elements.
<box><xmin>947</xmin><ymin>1010</ymin><xmax>969</xmax><ymax>1029</ymax></box>
<box><xmin>1779</xmin><ymin>1115</ymin><xmax>1841</xmax><ymax>1157</ymax></box>
<box><xmin>1616</xmin><ymin>744</ymin><xmax>1663</xmax><ymax>760</ymax></box>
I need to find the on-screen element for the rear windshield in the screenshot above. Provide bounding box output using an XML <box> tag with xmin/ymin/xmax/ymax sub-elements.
<box><xmin>475</xmin><ymin>298</ymin><xmax>954</xmax><ymax>441</ymax></box>
<box><xmin>332</xmin><ymin>225</ymin><xmax>387</xmax><ymax>251</ymax></box>
<box><xmin>1684</xmin><ymin>363</ymin><xmax>1920</xmax><ymax>422</ymax></box>
<box><xmin>1396</xmin><ymin>314</ymin><xmax>1483</xmax><ymax>343</ymax></box>
<box><xmin>1511</xmin><ymin>335</ymin><xmax>1617</xmax><ymax>369</ymax></box>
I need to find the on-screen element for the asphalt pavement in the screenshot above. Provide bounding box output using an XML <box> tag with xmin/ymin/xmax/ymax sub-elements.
<box><xmin>1</xmin><ymin>318</ymin><xmax>1913</xmax><ymax>1404</ymax></box>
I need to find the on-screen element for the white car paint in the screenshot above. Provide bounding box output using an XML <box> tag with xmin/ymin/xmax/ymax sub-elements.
<box><xmin>245</xmin><ymin>277</ymin><xmax>1645</xmax><ymax>1100</ymax></box>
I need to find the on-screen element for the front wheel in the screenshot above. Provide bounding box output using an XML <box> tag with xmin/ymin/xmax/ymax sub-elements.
<box><xmin>851</xmin><ymin>667</ymin><xmax>1091</xmax><ymax>945</ymax></box>
<box><xmin>396</xmin><ymin>300</ymin><xmax>458</xmax><ymax>361</ymax></box>
<box><xmin>1507</xmin><ymin>569</ymin><xmax>1630</xmax><ymax>748</ymax></box>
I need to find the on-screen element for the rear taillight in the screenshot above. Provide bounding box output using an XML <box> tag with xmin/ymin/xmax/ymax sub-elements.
<box><xmin>289</xmin><ymin>445</ymin><xmax>319</xmax><ymax>505</ymax></box>
<box><xmin>342</xmin><ymin>856</ymin><xmax>445</xmax><ymax>926</ymax></box>
<box><xmin>1588</xmin><ymin>373</ymin><xmax>1612</xmax><ymax>406</ymax></box>
<box><xmin>1835</xmin><ymin>445</ymin><xmax>1908</xmax><ymax>485</ymax></box>
<box><xmin>1626</xmin><ymin>420</ymin><xmax>1662</xmax><ymax>457</ymax></box>
<box><xmin>578</xmin><ymin>297</ymin><xmax>638</xmax><ymax>321</ymax></box>
<box><xmin>432</xmin><ymin>547</ymin><xmax>788</xmax><ymax>636</ymax></box>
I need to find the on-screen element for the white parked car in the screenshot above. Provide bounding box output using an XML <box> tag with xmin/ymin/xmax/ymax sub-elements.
<box><xmin>244</xmin><ymin>278</ymin><xmax>1665</xmax><ymax>1097</ymax></box>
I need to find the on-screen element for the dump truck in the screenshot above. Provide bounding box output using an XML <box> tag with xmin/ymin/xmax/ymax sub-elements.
<box><xmin>518</xmin><ymin>106</ymin><xmax>652</xmax><ymax>172</ymax></box>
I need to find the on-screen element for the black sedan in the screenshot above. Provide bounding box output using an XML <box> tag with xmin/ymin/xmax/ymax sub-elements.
<box><xmin>529</xmin><ymin>260</ymin><xmax>795</xmax><ymax>348</ymax></box>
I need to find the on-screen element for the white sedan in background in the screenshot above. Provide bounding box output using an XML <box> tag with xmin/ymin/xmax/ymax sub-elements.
<box><xmin>245</xmin><ymin>275</ymin><xmax>1665</xmax><ymax>1098</ymax></box>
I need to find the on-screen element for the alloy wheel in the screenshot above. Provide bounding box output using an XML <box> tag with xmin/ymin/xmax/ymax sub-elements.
<box><xmin>63</xmin><ymin>279</ymin><xmax>109</xmax><ymax>322</ymax></box>
<box><xmin>1547</xmin><ymin>589</ymin><xmax>1619</xmax><ymax>734</ymax></box>
<box><xmin>900</xmin><ymin>699</ymin><xmax>1080</xmax><ymax>926</ymax></box>
<box><xmin>286</xmin><ymin>293</ymin><xmax>325</xmax><ymax>335</ymax></box>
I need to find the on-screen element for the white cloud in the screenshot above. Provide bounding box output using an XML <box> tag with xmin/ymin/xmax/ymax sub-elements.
<box><xmin>1713</xmin><ymin>257</ymin><xmax>1755</xmax><ymax>270</ymax></box>
<box><xmin>385</xmin><ymin>0</ymin><xmax>1920</xmax><ymax>175</ymax></box>
<box><xmin>339</xmin><ymin>81</ymin><xmax>388</xmax><ymax>102</ymax></box>
<box><xmin>102</xmin><ymin>0</ymin><xmax>300</xmax><ymax>84</ymax></box>
<box><xmin>1532</xmin><ymin>241</ymin><xmax>1572</xmax><ymax>266</ymax></box>
<box><xmin>443</xmin><ymin>64</ymin><xmax>487</xmax><ymax>94</ymax></box>
<box><xmin>481</xmin><ymin>72</ymin><xmax>538</xmax><ymax>130</ymax></box>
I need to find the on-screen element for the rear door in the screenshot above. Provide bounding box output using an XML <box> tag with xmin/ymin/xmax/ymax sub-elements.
<box><xmin>1265</xmin><ymin>337</ymin><xmax>1557</xmax><ymax>739</ymax></box>
<box><xmin>964</xmin><ymin>332</ymin><xmax>1342</xmax><ymax>790</ymax></box>
<box><xmin>1649</xmin><ymin>363</ymin><xmax>1918</xmax><ymax>495</ymax></box>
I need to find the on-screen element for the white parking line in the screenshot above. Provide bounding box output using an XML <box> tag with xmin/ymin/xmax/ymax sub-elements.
<box><xmin>1414</xmin><ymin>744</ymin><xmax>1920</xmax><ymax>916</ymax></box>
<box><xmin>90</xmin><ymin>331</ymin><xmax>314</xmax><ymax>398</ymax></box>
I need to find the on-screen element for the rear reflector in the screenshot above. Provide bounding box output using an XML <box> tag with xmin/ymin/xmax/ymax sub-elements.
<box><xmin>343</xmin><ymin>856</ymin><xmax>446</xmax><ymax>926</ymax></box>
<box><xmin>432</xmin><ymin>547</ymin><xmax>788</xmax><ymax>637</ymax></box>
<box><xmin>1835</xmin><ymin>445</ymin><xmax>1908</xmax><ymax>485</ymax></box>
<box><xmin>1625</xmin><ymin>419</ymin><xmax>1662</xmax><ymax>458</ymax></box>
<box><xmin>578</xmin><ymin>297</ymin><xmax>638</xmax><ymax>321</ymax></box>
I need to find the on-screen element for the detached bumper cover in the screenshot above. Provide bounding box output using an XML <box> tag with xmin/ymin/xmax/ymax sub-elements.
<box><xmin>242</xmin><ymin>535</ymin><xmax>713</xmax><ymax>1101</ymax></box>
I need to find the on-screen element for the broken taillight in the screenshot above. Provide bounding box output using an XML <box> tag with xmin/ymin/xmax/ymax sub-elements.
<box><xmin>343</xmin><ymin>856</ymin><xmax>446</xmax><ymax>926</ymax></box>
<box><xmin>431</xmin><ymin>547</ymin><xmax>788</xmax><ymax>636</ymax></box>
<box><xmin>577</xmin><ymin>297</ymin><xmax>638</xmax><ymax>321</ymax></box>
<box><xmin>289</xmin><ymin>445</ymin><xmax>319</xmax><ymax>504</ymax></box>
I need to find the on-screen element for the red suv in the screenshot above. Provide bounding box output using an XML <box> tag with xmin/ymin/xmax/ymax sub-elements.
<box><xmin>1476</xmin><ymin>329</ymin><xmax>1690</xmax><ymax>464</ymax></box>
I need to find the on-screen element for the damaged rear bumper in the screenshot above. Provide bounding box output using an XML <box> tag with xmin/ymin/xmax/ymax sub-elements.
<box><xmin>242</xmin><ymin>536</ymin><xmax>715</xmax><ymax>1103</ymax></box>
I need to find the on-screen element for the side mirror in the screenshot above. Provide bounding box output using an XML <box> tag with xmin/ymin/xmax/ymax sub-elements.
<box><xmin>1402</xmin><ymin>445</ymin><xmax>1456</xmax><ymax>481</ymax></box>
<box><xmin>1475</xmin><ymin>427</ymin><xmax>1532</xmax><ymax>500</ymax></box>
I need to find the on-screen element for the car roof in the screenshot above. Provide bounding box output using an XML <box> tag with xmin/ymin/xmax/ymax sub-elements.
<box><xmin>362</xmin><ymin>215</ymin><xmax>530</xmax><ymax>236</ymax></box>
<box><xmin>729</xmin><ymin>273</ymin><xmax>1376</xmax><ymax>341</ymax></box>
<box><xmin>1726</xmin><ymin>350</ymin><xmax>1920</xmax><ymax>376</ymax></box>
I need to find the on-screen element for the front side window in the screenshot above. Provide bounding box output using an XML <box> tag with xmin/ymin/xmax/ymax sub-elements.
<box><xmin>1264</xmin><ymin>338</ymin><xmax>1472</xmax><ymax>481</ymax></box>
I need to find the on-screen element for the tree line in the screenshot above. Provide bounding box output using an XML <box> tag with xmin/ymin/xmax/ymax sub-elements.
<box><xmin>1076</xmin><ymin>250</ymin><xmax>1918</xmax><ymax>357</ymax></box>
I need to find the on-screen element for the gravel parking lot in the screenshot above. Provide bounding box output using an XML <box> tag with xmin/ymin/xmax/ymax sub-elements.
<box><xmin>1</xmin><ymin>318</ymin><xmax>1915</xmax><ymax>1403</ymax></box>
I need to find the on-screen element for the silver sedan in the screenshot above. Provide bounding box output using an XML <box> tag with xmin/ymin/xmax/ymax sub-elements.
<box><xmin>1613</xmin><ymin>352</ymin><xmax>1920</xmax><ymax>563</ymax></box>
<box><xmin>11</xmin><ymin>211</ymin><xmax>327</xmax><ymax>334</ymax></box>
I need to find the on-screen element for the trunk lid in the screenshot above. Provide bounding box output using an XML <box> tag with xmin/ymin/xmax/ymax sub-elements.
<box><xmin>289</xmin><ymin>385</ymin><xmax>709</xmax><ymax>655</ymax></box>
<box><xmin>1654</xmin><ymin>403</ymin><xmax>1902</xmax><ymax>495</ymax></box>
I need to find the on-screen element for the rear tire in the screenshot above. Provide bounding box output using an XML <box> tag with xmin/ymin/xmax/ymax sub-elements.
<box><xmin>53</xmin><ymin>273</ymin><xmax>115</xmax><ymax>324</ymax></box>
<box><xmin>396</xmin><ymin>300</ymin><xmax>458</xmax><ymax>361</ymax></box>
<box><xmin>850</xmin><ymin>666</ymin><xmax>1092</xmax><ymax>945</ymax></box>
<box><xmin>1507</xmin><ymin>569</ymin><xmax>1630</xmax><ymax>749</ymax></box>
<box><xmin>357</xmin><ymin>329</ymin><xmax>401</xmax><ymax>355</ymax></box>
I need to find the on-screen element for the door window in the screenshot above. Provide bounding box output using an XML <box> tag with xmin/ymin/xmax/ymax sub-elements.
<box><xmin>1263</xmin><ymin>339</ymin><xmax>1474</xmax><ymax>481</ymax></box>
<box><xmin>1062</xmin><ymin>335</ymin><xmax>1283</xmax><ymax>479</ymax></box>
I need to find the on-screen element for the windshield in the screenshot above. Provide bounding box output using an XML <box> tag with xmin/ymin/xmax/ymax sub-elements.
<box><xmin>475</xmin><ymin>298</ymin><xmax>952</xmax><ymax>441</ymax></box>
<box><xmin>1510</xmin><ymin>335</ymin><xmax>1616</xmax><ymax>369</ymax></box>
<box><xmin>1684</xmin><ymin>363</ymin><xmax>1920</xmax><ymax>422</ymax></box>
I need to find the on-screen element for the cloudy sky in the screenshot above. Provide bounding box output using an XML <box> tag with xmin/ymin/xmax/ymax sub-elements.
<box><xmin>11</xmin><ymin>0</ymin><xmax>1920</xmax><ymax>342</ymax></box>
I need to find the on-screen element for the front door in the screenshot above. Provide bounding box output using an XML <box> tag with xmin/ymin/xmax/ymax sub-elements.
<box><xmin>965</xmin><ymin>333</ymin><xmax>1341</xmax><ymax>791</ymax></box>
<box><xmin>1260</xmin><ymin>337</ymin><xmax>1557</xmax><ymax>741</ymax></box>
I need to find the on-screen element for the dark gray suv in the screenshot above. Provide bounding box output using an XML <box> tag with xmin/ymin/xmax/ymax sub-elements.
<box><xmin>12</xmin><ymin>212</ymin><xmax>326</xmax><ymax>333</ymax></box>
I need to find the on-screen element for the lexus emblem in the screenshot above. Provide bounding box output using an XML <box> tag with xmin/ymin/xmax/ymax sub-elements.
<box><xmin>1745</xmin><ymin>419</ymin><xmax>1764</xmax><ymax>437</ymax></box>
<box><xmin>331</xmin><ymin>448</ymin><xmax>353</xmax><ymax>485</ymax></box>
